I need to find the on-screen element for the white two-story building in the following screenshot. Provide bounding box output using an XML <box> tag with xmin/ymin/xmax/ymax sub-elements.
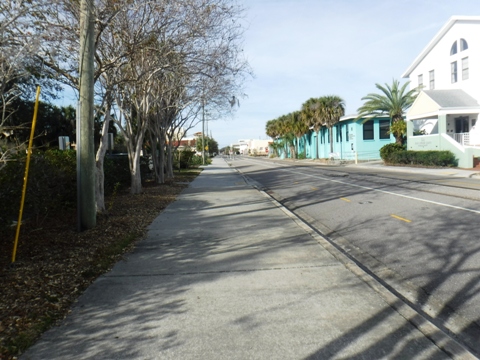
<box><xmin>402</xmin><ymin>16</ymin><xmax>480</xmax><ymax>168</ymax></box>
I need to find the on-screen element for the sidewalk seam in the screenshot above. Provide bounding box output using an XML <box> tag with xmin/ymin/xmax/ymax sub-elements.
<box><xmin>103</xmin><ymin>264</ymin><xmax>342</xmax><ymax>278</ymax></box>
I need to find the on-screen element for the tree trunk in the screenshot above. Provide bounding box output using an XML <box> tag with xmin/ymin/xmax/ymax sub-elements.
<box><xmin>95</xmin><ymin>110</ymin><xmax>111</xmax><ymax>213</ymax></box>
<box><xmin>128</xmin><ymin>132</ymin><xmax>145</xmax><ymax>194</ymax></box>
<box><xmin>290</xmin><ymin>145</ymin><xmax>296</xmax><ymax>159</ymax></box>
<box><xmin>329</xmin><ymin>127</ymin><xmax>334</xmax><ymax>155</ymax></box>
<box><xmin>148</xmin><ymin>132</ymin><xmax>162</xmax><ymax>184</ymax></box>
<box><xmin>130</xmin><ymin>159</ymin><xmax>142</xmax><ymax>194</ymax></box>
<box><xmin>166</xmin><ymin>143</ymin><xmax>174</xmax><ymax>179</ymax></box>
<box><xmin>158</xmin><ymin>131</ymin><xmax>165</xmax><ymax>184</ymax></box>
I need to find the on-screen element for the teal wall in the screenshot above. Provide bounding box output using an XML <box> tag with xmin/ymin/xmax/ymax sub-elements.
<box><xmin>305</xmin><ymin>117</ymin><xmax>393</xmax><ymax>160</ymax></box>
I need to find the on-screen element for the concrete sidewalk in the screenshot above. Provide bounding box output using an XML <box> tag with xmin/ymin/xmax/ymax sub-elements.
<box><xmin>21</xmin><ymin>158</ymin><xmax>473</xmax><ymax>359</ymax></box>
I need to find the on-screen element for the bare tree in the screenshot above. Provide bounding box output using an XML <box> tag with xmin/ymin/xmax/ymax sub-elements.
<box><xmin>0</xmin><ymin>0</ymin><xmax>58</xmax><ymax>168</ymax></box>
<box><xmin>3</xmin><ymin>0</ymin><xmax>251</xmax><ymax>199</ymax></box>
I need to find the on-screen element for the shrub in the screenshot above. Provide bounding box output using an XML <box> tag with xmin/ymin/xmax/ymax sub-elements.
<box><xmin>386</xmin><ymin>149</ymin><xmax>457</xmax><ymax>167</ymax></box>
<box><xmin>189</xmin><ymin>154</ymin><xmax>204</xmax><ymax>167</ymax></box>
<box><xmin>0</xmin><ymin>150</ymin><xmax>77</xmax><ymax>230</ymax></box>
<box><xmin>380</xmin><ymin>143</ymin><xmax>406</xmax><ymax>162</ymax></box>
<box><xmin>104</xmin><ymin>155</ymin><xmax>131</xmax><ymax>194</ymax></box>
<box><xmin>173</xmin><ymin>149</ymin><xmax>196</xmax><ymax>169</ymax></box>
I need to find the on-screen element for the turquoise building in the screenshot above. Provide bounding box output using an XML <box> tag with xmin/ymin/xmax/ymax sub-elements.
<box><xmin>276</xmin><ymin>115</ymin><xmax>394</xmax><ymax>161</ymax></box>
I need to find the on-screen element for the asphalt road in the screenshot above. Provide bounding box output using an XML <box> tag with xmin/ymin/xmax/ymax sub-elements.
<box><xmin>229</xmin><ymin>156</ymin><xmax>480</xmax><ymax>356</ymax></box>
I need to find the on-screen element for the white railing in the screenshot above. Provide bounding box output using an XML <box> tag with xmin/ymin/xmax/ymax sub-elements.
<box><xmin>450</xmin><ymin>132</ymin><xmax>468</xmax><ymax>145</ymax></box>
<box><xmin>450</xmin><ymin>132</ymin><xmax>474</xmax><ymax>146</ymax></box>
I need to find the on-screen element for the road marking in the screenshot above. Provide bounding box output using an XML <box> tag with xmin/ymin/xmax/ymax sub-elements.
<box><xmin>391</xmin><ymin>214</ymin><xmax>411</xmax><ymax>223</ymax></box>
<box><xmin>237</xmin><ymin>158</ymin><xmax>480</xmax><ymax>215</ymax></box>
<box><xmin>293</xmin><ymin>170</ymin><xmax>480</xmax><ymax>215</ymax></box>
<box><xmin>340</xmin><ymin>197</ymin><xmax>351</xmax><ymax>202</ymax></box>
<box><xmin>311</xmin><ymin>187</ymin><xmax>318</xmax><ymax>191</ymax></box>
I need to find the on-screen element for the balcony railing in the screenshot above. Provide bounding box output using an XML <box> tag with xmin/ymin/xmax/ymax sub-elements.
<box><xmin>449</xmin><ymin>132</ymin><xmax>480</xmax><ymax>147</ymax></box>
<box><xmin>451</xmin><ymin>132</ymin><xmax>470</xmax><ymax>145</ymax></box>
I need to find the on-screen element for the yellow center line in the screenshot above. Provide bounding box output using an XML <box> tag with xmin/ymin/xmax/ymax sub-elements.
<box><xmin>340</xmin><ymin>197</ymin><xmax>351</xmax><ymax>202</ymax></box>
<box><xmin>311</xmin><ymin>187</ymin><xmax>318</xmax><ymax>191</ymax></box>
<box><xmin>391</xmin><ymin>214</ymin><xmax>411</xmax><ymax>223</ymax></box>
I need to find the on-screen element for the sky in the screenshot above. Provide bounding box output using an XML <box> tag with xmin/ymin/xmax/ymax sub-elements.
<box><xmin>55</xmin><ymin>0</ymin><xmax>479</xmax><ymax>149</ymax></box>
<box><xmin>193</xmin><ymin>0</ymin><xmax>480</xmax><ymax>148</ymax></box>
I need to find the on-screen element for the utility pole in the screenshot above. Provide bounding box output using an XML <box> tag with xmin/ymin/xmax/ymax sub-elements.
<box><xmin>202</xmin><ymin>101</ymin><xmax>205</xmax><ymax>165</ymax></box>
<box><xmin>78</xmin><ymin>0</ymin><xmax>96</xmax><ymax>230</ymax></box>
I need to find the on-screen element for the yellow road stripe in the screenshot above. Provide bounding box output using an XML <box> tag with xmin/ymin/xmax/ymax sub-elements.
<box><xmin>311</xmin><ymin>187</ymin><xmax>318</xmax><ymax>191</ymax></box>
<box><xmin>391</xmin><ymin>214</ymin><xmax>411</xmax><ymax>223</ymax></box>
<box><xmin>340</xmin><ymin>197</ymin><xmax>351</xmax><ymax>202</ymax></box>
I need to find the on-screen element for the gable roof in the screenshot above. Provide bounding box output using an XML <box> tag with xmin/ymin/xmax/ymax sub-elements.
<box><xmin>407</xmin><ymin>89</ymin><xmax>480</xmax><ymax>119</ymax></box>
<box><xmin>423</xmin><ymin>89</ymin><xmax>479</xmax><ymax>108</ymax></box>
<box><xmin>402</xmin><ymin>16</ymin><xmax>480</xmax><ymax>78</ymax></box>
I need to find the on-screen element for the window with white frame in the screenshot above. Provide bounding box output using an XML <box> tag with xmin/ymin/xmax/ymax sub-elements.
<box><xmin>418</xmin><ymin>74</ymin><xmax>423</xmax><ymax>88</ymax></box>
<box><xmin>462</xmin><ymin>57</ymin><xmax>469</xmax><ymax>80</ymax></box>
<box><xmin>450</xmin><ymin>41</ymin><xmax>457</xmax><ymax>55</ymax></box>
<box><xmin>460</xmin><ymin>38</ymin><xmax>468</xmax><ymax>51</ymax></box>
<box><xmin>451</xmin><ymin>61</ymin><xmax>457</xmax><ymax>83</ymax></box>
<box><xmin>429</xmin><ymin>70</ymin><xmax>435</xmax><ymax>90</ymax></box>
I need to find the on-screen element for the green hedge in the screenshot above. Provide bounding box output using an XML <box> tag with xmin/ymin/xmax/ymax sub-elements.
<box><xmin>380</xmin><ymin>144</ymin><xmax>457</xmax><ymax>167</ymax></box>
<box><xmin>379</xmin><ymin>143</ymin><xmax>406</xmax><ymax>161</ymax></box>
<box><xmin>0</xmin><ymin>151</ymin><xmax>146</xmax><ymax>230</ymax></box>
<box><xmin>0</xmin><ymin>150</ymin><xmax>77</xmax><ymax>230</ymax></box>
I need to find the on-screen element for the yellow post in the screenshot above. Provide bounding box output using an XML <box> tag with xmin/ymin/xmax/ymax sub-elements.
<box><xmin>12</xmin><ymin>86</ymin><xmax>41</xmax><ymax>263</ymax></box>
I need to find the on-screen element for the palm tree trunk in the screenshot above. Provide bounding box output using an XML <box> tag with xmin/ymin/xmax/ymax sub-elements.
<box><xmin>329</xmin><ymin>127</ymin><xmax>334</xmax><ymax>155</ymax></box>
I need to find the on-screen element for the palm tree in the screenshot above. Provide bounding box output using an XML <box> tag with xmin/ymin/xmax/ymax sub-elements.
<box><xmin>290</xmin><ymin>111</ymin><xmax>309</xmax><ymax>158</ymax></box>
<box><xmin>321</xmin><ymin>95</ymin><xmax>345</xmax><ymax>155</ymax></box>
<box><xmin>356</xmin><ymin>80</ymin><xmax>417</xmax><ymax>145</ymax></box>
<box><xmin>301</xmin><ymin>97</ymin><xmax>323</xmax><ymax>159</ymax></box>
<box><xmin>277</xmin><ymin>115</ymin><xmax>295</xmax><ymax>158</ymax></box>
<box><xmin>266</xmin><ymin>119</ymin><xmax>282</xmax><ymax>157</ymax></box>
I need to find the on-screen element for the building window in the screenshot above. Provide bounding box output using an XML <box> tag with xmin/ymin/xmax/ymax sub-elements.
<box><xmin>451</xmin><ymin>61</ymin><xmax>457</xmax><ymax>83</ymax></box>
<box><xmin>450</xmin><ymin>41</ymin><xmax>457</xmax><ymax>55</ymax></box>
<box><xmin>379</xmin><ymin>120</ymin><xmax>390</xmax><ymax>139</ymax></box>
<box><xmin>346</xmin><ymin>124</ymin><xmax>349</xmax><ymax>141</ymax></box>
<box><xmin>462</xmin><ymin>57</ymin><xmax>469</xmax><ymax>80</ymax></box>
<box><xmin>418</xmin><ymin>74</ymin><xmax>423</xmax><ymax>88</ymax></box>
<box><xmin>460</xmin><ymin>38</ymin><xmax>468</xmax><ymax>51</ymax></box>
<box><xmin>336</xmin><ymin>124</ymin><xmax>342</xmax><ymax>142</ymax></box>
<box><xmin>429</xmin><ymin>70</ymin><xmax>435</xmax><ymax>90</ymax></box>
<box><xmin>363</xmin><ymin>120</ymin><xmax>374</xmax><ymax>140</ymax></box>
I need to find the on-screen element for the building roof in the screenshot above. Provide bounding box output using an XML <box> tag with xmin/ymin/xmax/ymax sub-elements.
<box><xmin>402</xmin><ymin>16</ymin><xmax>480</xmax><ymax>78</ymax></box>
<box><xmin>340</xmin><ymin>114</ymin><xmax>390</xmax><ymax>122</ymax></box>
<box><xmin>423</xmin><ymin>89</ymin><xmax>479</xmax><ymax>108</ymax></box>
